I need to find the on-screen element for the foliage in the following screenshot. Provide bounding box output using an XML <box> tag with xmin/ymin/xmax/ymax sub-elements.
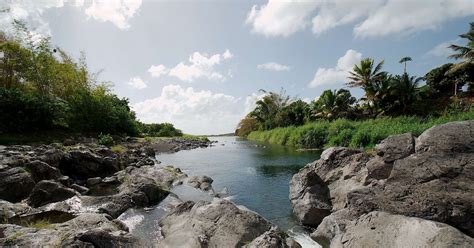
<box><xmin>138</xmin><ymin>122</ymin><xmax>183</xmax><ymax>137</ymax></box>
<box><xmin>111</xmin><ymin>145</ymin><xmax>127</xmax><ymax>154</ymax></box>
<box><xmin>248</xmin><ymin>89</ymin><xmax>293</xmax><ymax>130</ymax></box>
<box><xmin>310</xmin><ymin>89</ymin><xmax>356</xmax><ymax>120</ymax></box>
<box><xmin>247</xmin><ymin>109</ymin><xmax>474</xmax><ymax>149</ymax></box>
<box><xmin>235</xmin><ymin>117</ymin><xmax>260</xmax><ymax>137</ymax></box>
<box><xmin>97</xmin><ymin>133</ymin><xmax>114</xmax><ymax>146</ymax></box>
<box><xmin>448</xmin><ymin>22</ymin><xmax>474</xmax><ymax>62</ymax></box>
<box><xmin>0</xmin><ymin>21</ymin><xmax>144</xmax><ymax>137</ymax></box>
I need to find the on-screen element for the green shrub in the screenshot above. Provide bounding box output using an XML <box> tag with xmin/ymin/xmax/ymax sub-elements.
<box><xmin>98</xmin><ymin>133</ymin><xmax>114</xmax><ymax>146</ymax></box>
<box><xmin>297</xmin><ymin>127</ymin><xmax>328</xmax><ymax>148</ymax></box>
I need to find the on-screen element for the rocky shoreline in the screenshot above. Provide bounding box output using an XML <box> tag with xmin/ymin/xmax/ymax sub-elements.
<box><xmin>290</xmin><ymin>120</ymin><xmax>474</xmax><ymax>247</ymax></box>
<box><xmin>0</xmin><ymin>138</ymin><xmax>300</xmax><ymax>247</ymax></box>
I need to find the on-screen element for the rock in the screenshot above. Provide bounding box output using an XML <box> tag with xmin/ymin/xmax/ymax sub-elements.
<box><xmin>87</xmin><ymin>177</ymin><xmax>102</xmax><ymax>186</ymax></box>
<box><xmin>25</xmin><ymin>160</ymin><xmax>62</xmax><ymax>182</ymax></box>
<box><xmin>59</xmin><ymin>150</ymin><xmax>119</xmax><ymax>180</ymax></box>
<box><xmin>289</xmin><ymin>167</ymin><xmax>331</xmax><ymax>227</ymax></box>
<box><xmin>289</xmin><ymin>147</ymin><xmax>370</xmax><ymax>226</ymax></box>
<box><xmin>70</xmin><ymin>184</ymin><xmax>89</xmax><ymax>195</ymax></box>
<box><xmin>37</xmin><ymin>148</ymin><xmax>65</xmax><ymax>168</ymax></box>
<box><xmin>374</xmin><ymin>133</ymin><xmax>414</xmax><ymax>162</ymax></box>
<box><xmin>0</xmin><ymin>200</ymin><xmax>31</xmax><ymax>221</ymax></box>
<box><xmin>0</xmin><ymin>167</ymin><xmax>35</xmax><ymax>203</ymax></box>
<box><xmin>158</xmin><ymin>200</ymin><xmax>274</xmax><ymax>247</ymax></box>
<box><xmin>187</xmin><ymin>175</ymin><xmax>214</xmax><ymax>191</ymax></box>
<box><xmin>415</xmin><ymin>120</ymin><xmax>474</xmax><ymax>153</ymax></box>
<box><xmin>245</xmin><ymin>227</ymin><xmax>302</xmax><ymax>248</ymax></box>
<box><xmin>27</xmin><ymin>180</ymin><xmax>77</xmax><ymax>207</ymax></box>
<box><xmin>0</xmin><ymin>213</ymin><xmax>143</xmax><ymax>247</ymax></box>
<box><xmin>365</xmin><ymin>156</ymin><xmax>393</xmax><ymax>181</ymax></box>
<box><xmin>321</xmin><ymin>211</ymin><xmax>474</xmax><ymax>248</ymax></box>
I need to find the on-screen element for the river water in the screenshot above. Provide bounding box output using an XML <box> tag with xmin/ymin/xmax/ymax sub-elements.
<box><xmin>119</xmin><ymin>136</ymin><xmax>322</xmax><ymax>247</ymax></box>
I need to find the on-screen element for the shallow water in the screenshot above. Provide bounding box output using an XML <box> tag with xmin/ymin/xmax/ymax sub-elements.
<box><xmin>120</xmin><ymin>136</ymin><xmax>322</xmax><ymax>247</ymax></box>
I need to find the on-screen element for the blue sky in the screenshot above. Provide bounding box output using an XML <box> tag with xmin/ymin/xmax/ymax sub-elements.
<box><xmin>1</xmin><ymin>0</ymin><xmax>473</xmax><ymax>134</ymax></box>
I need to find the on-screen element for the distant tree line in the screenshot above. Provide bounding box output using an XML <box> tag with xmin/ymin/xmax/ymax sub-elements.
<box><xmin>236</xmin><ymin>22</ymin><xmax>474</xmax><ymax>137</ymax></box>
<box><xmin>0</xmin><ymin>20</ymin><xmax>181</xmax><ymax>138</ymax></box>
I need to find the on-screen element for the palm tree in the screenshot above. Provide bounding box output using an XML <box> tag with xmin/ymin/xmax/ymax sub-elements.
<box><xmin>390</xmin><ymin>73</ymin><xmax>422</xmax><ymax>114</ymax></box>
<box><xmin>249</xmin><ymin>88</ymin><xmax>292</xmax><ymax>129</ymax></box>
<box><xmin>449</xmin><ymin>22</ymin><xmax>474</xmax><ymax>63</ymax></box>
<box><xmin>311</xmin><ymin>89</ymin><xmax>356</xmax><ymax>120</ymax></box>
<box><xmin>347</xmin><ymin>58</ymin><xmax>387</xmax><ymax>115</ymax></box>
<box><xmin>399</xmin><ymin>56</ymin><xmax>412</xmax><ymax>74</ymax></box>
<box><xmin>447</xmin><ymin>22</ymin><xmax>474</xmax><ymax>96</ymax></box>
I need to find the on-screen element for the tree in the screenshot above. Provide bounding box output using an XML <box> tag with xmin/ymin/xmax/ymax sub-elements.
<box><xmin>399</xmin><ymin>56</ymin><xmax>412</xmax><ymax>74</ymax></box>
<box><xmin>347</xmin><ymin>58</ymin><xmax>387</xmax><ymax>101</ymax></box>
<box><xmin>235</xmin><ymin>117</ymin><xmax>259</xmax><ymax>137</ymax></box>
<box><xmin>276</xmin><ymin>100</ymin><xmax>310</xmax><ymax>127</ymax></box>
<box><xmin>449</xmin><ymin>22</ymin><xmax>474</xmax><ymax>63</ymax></box>
<box><xmin>311</xmin><ymin>89</ymin><xmax>356</xmax><ymax>120</ymax></box>
<box><xmin>389</xmin><ymin>73</ymin><xmax>422</xmax><ymax>115</ymax></box>
<box><xmin>249</xmin><ymin>89</ymin><xmax>292</xmax><ymax>130</ymax></box>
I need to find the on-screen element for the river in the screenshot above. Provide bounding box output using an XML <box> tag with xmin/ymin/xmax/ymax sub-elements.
<box><xmin>119</xmin><ymin>136</ymin><xmax>322</xmax><ymax>247</ymax></box>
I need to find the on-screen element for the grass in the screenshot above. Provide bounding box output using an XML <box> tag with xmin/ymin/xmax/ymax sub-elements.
<box><xmin>247</xmin><ymin>109</ymin><xmax>474</xmax><ymax>149</ymax></box>
<box><xmin>111</xmin><ymin>144</ymin><xmax>127</xmax><ymax>154</ymax></box>
<box><xmin>26</xmin><ymin>219</ymin><xmax>54</xmax><ymax>229</ymax></box>
<box><xmin>139</xmin><ymin>134</ymin><xmax>210</xmax><ymax>143</ymax></box>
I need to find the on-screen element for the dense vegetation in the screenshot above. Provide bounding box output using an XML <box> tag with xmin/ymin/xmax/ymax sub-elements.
<box><xmin>238</xmin><ymin>22</ymin><xmax>474</xmax><ymax>148</ymax></box>
<box><xmin>0</xmin><ymin>21</ymin><xmax>181</xmax><ymax>140</ymax></box>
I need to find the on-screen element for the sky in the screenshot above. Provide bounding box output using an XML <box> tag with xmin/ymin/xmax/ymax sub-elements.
<box><xmin>1</xmin><ymin>0</ymin><xmax>473</xmax><ymax>134</ymax></box>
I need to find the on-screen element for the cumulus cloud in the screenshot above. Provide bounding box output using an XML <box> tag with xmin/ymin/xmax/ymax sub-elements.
<box><xmin>0</xmin><ymin>0</ymin><xmax>142</xmax><ymax>35</ymax></box>
<box><xmin>245</xmin><ymin>0</ymin><xmax>319</xmax><ymax>37</ymax></box>
<box><xmin>426</xmin><ymin>39</ymin><xmax>461</xmax><ymax>58</ymax></box>
<box><xmin>163</xmin><ymin>50</ymin><xmax>233</xmax><ymax>82</ymax></box>
<box><xmin>257</xmin><ymin>62</ymin><xmax>290</xmax><ymax>71</ymax></box>
<box><xmin>308</xmin><ymin>49</ymin><xmax>362</xmax><ymax>88</ymax></box>
<box><xmin>148</xmin><ymin>64</ymin><xmax>167</xmax><ymax>78</ymax></box>
<box><xmin>245</xmin><ymin>0</ymin><xmax>474</xmax><ymax>37</ymax></box>
<box><xmin>84</xmin><ymin>0</ymin><xmax>142</xmax><ymax>30</ymax></box>
<box><xmin>133</xmin><ymin>84</ymin><xmax>246</xmax><ymax>134</ymax></box>
<box><xmin>127</xmin><ymin>77</ymin><xmax>147</xmax><ymax>89</ymax></box>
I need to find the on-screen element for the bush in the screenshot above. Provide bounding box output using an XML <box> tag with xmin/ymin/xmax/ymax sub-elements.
<box><xmin>297</xmin><ymin>127</ymin><xmax>328</xmax><ymax>148</ymax></box>
<box><xmin>98</xmin><ymin>133</ymin><xmax>114</xmax><ymax>146</ymax></box>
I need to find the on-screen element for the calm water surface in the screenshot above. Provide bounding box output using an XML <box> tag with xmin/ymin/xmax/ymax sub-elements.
<box><xmin>119</xmin><ymin>136</ymin><xmax>321</xmax><ymax>247</ymax></box>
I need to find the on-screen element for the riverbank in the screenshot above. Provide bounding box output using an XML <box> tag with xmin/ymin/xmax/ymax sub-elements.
<box><xmin>290</xmin><ymin>120</ymin><xmax>474</xmax><ymax>246</ymax></box>
<box><xmin>0</xmin><ymin>137</ymin><xmax>302</xmax><ymax>247</ymax></box>
<box><xmin>246</xmin><ymin>109</ymin><xmax>474</xmax><ymax>149</ymax></box>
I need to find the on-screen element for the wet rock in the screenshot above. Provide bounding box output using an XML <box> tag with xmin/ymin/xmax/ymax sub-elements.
<box><xmin>187</xmin><ymin>175</ymin><xmax>214</xmax><ymax>191</ymax></box>
<box><xmin>0</xmin><ymin>167</ymin><xmax>35</xmax><ymax>203</ymax></box>
<box><xmin>27</xmin><ymin>180</ymin><xmax>77</xmax><ymax>207</ymax></box>
<box><xmin>158</xmin><ymin>200</ymin><xmax>274</xmax><ymax>247</ymax></box>
<box><xmin>25</xmin><ymin>160</ymin><xmax>62</xmax><ymax>182</ymax></box>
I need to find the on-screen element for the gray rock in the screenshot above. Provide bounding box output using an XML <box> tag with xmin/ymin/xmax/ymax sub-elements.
<box><xmin>70</xmin><ymin>184</ymin><xmax>89</xmax><ymax>195</ymax></box>
<box><xmin>374</xmin><ymin>133</ymin><xmax>414</xmax><ymax>162</ymax></box>
<box><xmin>187</xmin><ymin>175</ymin><xmax>214</xmax><ymax>191</ymax></box>
<box><xmin>59</xmin><ymin>150</ymin><xmax>119</xmax><ymax>180</ymax></box>
<box><xmin>290</xmin><ymin>147</ymin><xmax>370</xmax><ymax>226</ymax></box>
<box><xmin>27</xmin><ymin>180</ymin><xmax>77</xmax><ymax>207</ymax></box>
<box><xmin>322</xmin><ymin>211</ymin><xmax>474</xmax><ymax>248</ymax></box>
<box><xmin>365</xmin><ymin>156</ymin><xmax>393</xmax><ymax>181</ymax></box>
<box><xmin>0</xmin><ymin>167</ymin><xmax>35</xmax><ymax>202</ymax></box>
<box><xmin>87</xmin><ymin>177</ymin><xmax>102</xmax><ymax>186</ymax></box>
<box><xmin>245</xmin><ymin>227</ymin><xmax>301</xmax><ymax>248</ymax></box>
<box><xmin>25</xmin><ymin>160</ymin><xmax>62</xmax><ymax>182</ymax></box>
<box><xmin>158</xmin><ymin>200</ymin><xmax>274</xmax><ymax>247</ymax></box>
<box><xmin>416</xmin><ymin>120</ymin><xmax>474</xmax><ymax>153</ymax></box>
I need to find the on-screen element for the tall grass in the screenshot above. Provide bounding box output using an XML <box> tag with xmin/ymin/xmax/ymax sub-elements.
<box><xmin>247</xmin><ymin>110</ymin><xmax>474</xmax><ymax>149</ymax></box>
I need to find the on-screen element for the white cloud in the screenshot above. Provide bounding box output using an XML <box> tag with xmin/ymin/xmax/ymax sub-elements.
<box><xmin>127</xmin><ymin>76</ymin><xmax>147</xmax><ymax>89</ymax></box>
<box><xmin>426</xmin><ymin>39</ymin><xmax>461</xmax><ymax>58</ymax></box>
<box><xmin>0</xmin><ymin>0</ymin><xmax>142</xmax><ymax>35</ymax></box>
<box><xmin>308</xmin><ymin>49</ymin><xmax>362</xmax><ymax>88</ymax></box>
<box><xmin>167</xmin><ymin>50</ymin><xmax>233</xmax><ymax>82</ymax></box>
<box><xmin>354</xmin><ymin>0</ymin><xmax>474</xmax><ymax>37</ymax></box>
<box><xmin>257</xmin><ymin>62</ymin><xmax>290</xmax><ymax>72</ymax></box>
<box><xmin>245</xmin><ymin>0</ymin><xmax>319</xmax><ymax>37</ymax></box>
<box><xmin>133</xmin><ymin>84</ymin><xmax>246</xmax><ymax>134</ymax></box>
<box><xmin>245</xmin><ymin>0</ymin><xmax>474</xmax><ymax>37</ymax></box>
<box><xmin>84</xmin><ymin>0</ymin><xmax>142</xmax><ymax>30</ymax></box>
<box><xmin>148</xmin><ymin>64</ymin><xmax>167</xmax><ymax>78</ymax></box>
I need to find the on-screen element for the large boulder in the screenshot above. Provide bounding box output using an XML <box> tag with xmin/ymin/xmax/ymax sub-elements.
<box><xmin>289</xmin><ymin>147</ymin><xmax>370</xmax><ymax>226</ymax></box>
<box><xmin>187</xmin><ymin>175</ymin><xmax>214</xmax><ymax>191</ymax></box>
<box><xmin>25</xmin><ymin>160</ymin><xmax>62</xmax><ymax>182</ymax></box>
<box><xmin>374</xmin><ymin>133</ymin><xmax>415</xmax><ymax>162</ymax></box>
<box><xmin>27</xmin><ymin>180</ymin><xmax>77</xmax><ymax>207</ymax></box>
<box><xmin>59</xmin><ymin>150</ymin><xmax>119</xmax><ymax>180</ymax></box>
<box><xmin>415</xmin><ymin>120</ymin><xmax>474</xmax><ymax>153</ymax></box>
<box><xmin>315</xmin><ymin>211</ymin><xmax>474</xmax><ymax>248</ymax></box>
<box><xmin>0</xmin><ymin>167</ymin><xmax>35</xmax><ymax>203</ymax></box>
<box><xmin>158</xmin><ymin>200</ymin><xmax>275</xmax><ymax>247</ymax></box>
